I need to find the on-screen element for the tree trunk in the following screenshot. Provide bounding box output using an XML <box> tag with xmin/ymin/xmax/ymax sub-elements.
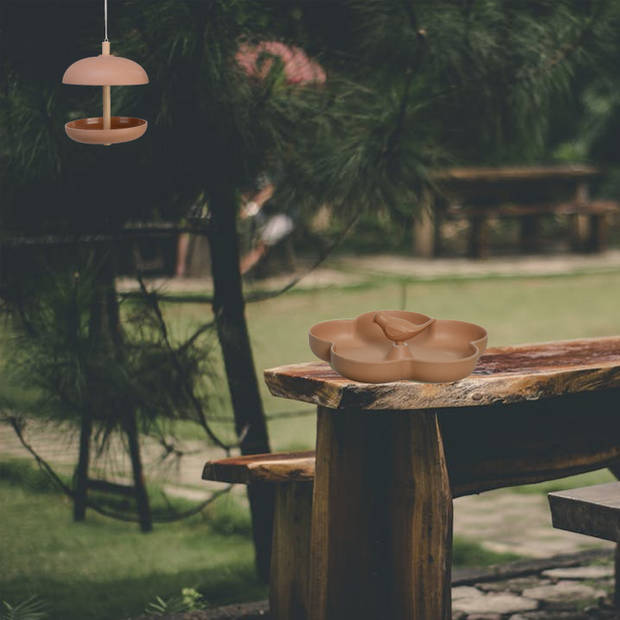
<box><xmin>73</xmin><ymin>255</ymin><xmax>108</xmax><ymax>521</ymax></box>
<box><xmin>104</xmin><ymin>251</ymin><xmax>153</xmax><ymax>533</ymax></box>
<box><xmin>208</xmin><ymin>185</ymin><xmax>274</xmax><ymax>582</ymax></box>
<box><xmin>124</xmin><ymin>412</ymin><xmax>153</xmax><ymax>532</ymax></box>
<box><xmin>73</xmin><ymin>410</ymin><xmax>92</xmax><ymax>521</ymax></box>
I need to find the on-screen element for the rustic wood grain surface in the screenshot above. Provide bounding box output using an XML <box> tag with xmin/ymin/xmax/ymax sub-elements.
<box><xmin>308</xmin><ymin>407</ymin><xmax>452</xmax><ymax>620</ymax></box>
<box><xmin>264</xmin><ymin>337</ymin><xmax>620</xmax><ymax>411</ymax></box>
<box><xmin>269</xmin><ymin>482</ymin><xmax>313</xmax><ymax>620</ymax></box>
<box><xmin>549</xmin><ymin>482</ymin><xmax>620</xmax><ymax>543</ymax></box>
<box><xmin>202</xmin><ymin>451</ymin><xmax>315</xmax><ymax>484</ymax></box>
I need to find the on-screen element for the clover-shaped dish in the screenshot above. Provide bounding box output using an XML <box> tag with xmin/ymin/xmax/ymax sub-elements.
<box><xmin>309</xmin><ymin>311</ymin><xmax>487</xmax><ymax>383</ymax></box>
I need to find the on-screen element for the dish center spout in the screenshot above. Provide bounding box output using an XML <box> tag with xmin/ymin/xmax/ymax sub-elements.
<box><xmin>385</xmin><ymin>341</ymin><xmax>414</xmax><ymax>361</ymax></box>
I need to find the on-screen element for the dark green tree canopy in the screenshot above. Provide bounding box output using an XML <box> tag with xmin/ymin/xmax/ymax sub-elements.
<box><xmin>2</xmin><ymin>0</ymin><xmax>616</xmax><ymax>235</ymax></box>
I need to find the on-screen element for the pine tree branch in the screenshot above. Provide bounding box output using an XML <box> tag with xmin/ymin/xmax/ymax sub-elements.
<box><xmin>518</xmin><ymin>2</ymin><xmax>606</xmax><ymax>83</ymax></box>
<box><xmin>242</xmin><ymin>210</ymin><xmax>361</xmax><ymax>303</ymax></box>
<box><xmin>136</xmin><ymin>275</ymin><xmax>242</xmax><ymax>454</ymax></box>
<box><xmin>385</xmin><ymin>4</ymin><xmax>427</xmax><ymax>158</ymax></box>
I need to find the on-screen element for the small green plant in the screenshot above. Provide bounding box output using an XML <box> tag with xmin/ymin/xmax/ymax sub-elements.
<box><xmin>145</xmin><ymin>588</ymin><xmax>207</xmax><ymax>616</ymax></box>
<box><xmin>0</xmin><ymin>596</ymin><xmax>47</xmax><ymax>620</ymax></box>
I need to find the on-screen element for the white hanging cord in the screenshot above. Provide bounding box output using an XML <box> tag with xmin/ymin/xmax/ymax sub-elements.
<box><xmin>104</xmin><ymin>0</ymin><xmax>109</xmax><ymax>41</ymax></box>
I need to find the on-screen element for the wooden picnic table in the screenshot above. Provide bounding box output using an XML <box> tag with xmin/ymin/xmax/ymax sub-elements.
<box><xmin>263</xmin><ymin>337</ymin><xmax>620</xmax><ymax>620</ymax></box>
<box><xmin>414</xmin><ymin>165</ymin><xmax>618</xmax><ymax>258</ymax></box>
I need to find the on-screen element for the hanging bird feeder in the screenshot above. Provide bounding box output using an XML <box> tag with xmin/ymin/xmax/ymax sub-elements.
<box><xmin>62</xmin><ymin>0</ymin><xmax>148</xmax><ymax>145</ymax></box>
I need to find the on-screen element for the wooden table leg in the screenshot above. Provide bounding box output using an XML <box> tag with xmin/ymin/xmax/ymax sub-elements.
<box><xmin>270</xmin><ymin>481</ymin><xmax>313</xmax><ymax>620</ymax></box>
<box><xmin>309</xmin><ymin>407</ymin><xmax>453</xmax><ymax>620</ymax></box>
<box><xmin>520</xmin><ymin>214</ymin><xmax>541</xmax><ymax>253</ymax></box>
<box><xmin>468</xmin><ymin>215</ymin><xmax>488</xmax><ymax>259</ymax></box>
<box><xmin>588</xmin><ymin>213</ymin><xmax>607</xmax><ymax>253</ymax></box>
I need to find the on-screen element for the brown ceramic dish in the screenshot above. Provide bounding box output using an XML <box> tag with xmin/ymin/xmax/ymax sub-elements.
<box><xmin>65</xmin><ymin>116</ymin><xmax>147</xmax><ymax>145</ymax></box>
<box><xmin>309</xmin><ymin>310</ymin><xmax>487</xmax><ymax>383</ymax></box>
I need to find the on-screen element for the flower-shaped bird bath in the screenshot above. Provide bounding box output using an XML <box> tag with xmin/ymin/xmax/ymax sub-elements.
<box><xmin>309</xmin><ymin>311</ymin><xmax>487</xmax><ymax>383</ymax></box>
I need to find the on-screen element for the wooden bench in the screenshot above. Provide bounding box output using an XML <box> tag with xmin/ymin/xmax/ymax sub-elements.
<box><xmin>415</xmin><ymin>166</ymin><xmax>620</xmax><ymax>258</ymax></box>
<box><xmin>549</xmin><ymin>481</ymin><xmax>620</xmax><ymax>606</ymax></box>
<box><xmin>203</xmin><ymin>337</ymin><xmax>620</xmax><ymax>620</ymax></box>
<box><xmin>448</xmin><ymin>199</ymin><xmax>618</xmax><ymax>258</ymax></box>
<box><xmin>204</xmin><ymin>452</ymin><xmax>315</xmax><ymax>619</ymax></box>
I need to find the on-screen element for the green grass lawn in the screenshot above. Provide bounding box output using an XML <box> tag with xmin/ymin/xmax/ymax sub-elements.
<box><xmin>2</xmin><ymin>270</ymin><xmax>620</xmax><ymax>619</ymax></box>
<box><xmin>0</xmin><ymin>461</ymin><xmax>265</xmax><ymax>620</ymax></box>
<box><xmin>0</xmin><ymin>458</ymin><xmax>533</xmax><ymax>620</ymax></box>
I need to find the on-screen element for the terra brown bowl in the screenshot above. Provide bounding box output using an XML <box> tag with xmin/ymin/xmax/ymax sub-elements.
<box><xmin>309</xmin><ymin>310</ymin><xmax>487</xmax><ymax>384</ymax></box>
<box><xmin>65</xmin><ymin>116</ymin><xmax>147</xmax><ymax>145</ymax></box>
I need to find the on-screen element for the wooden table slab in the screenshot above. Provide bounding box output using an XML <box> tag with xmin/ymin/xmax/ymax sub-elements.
<box><xmin>264</xmin><ymin>336</ymin><xmax>620</xmax><ymax>410</ymax></box>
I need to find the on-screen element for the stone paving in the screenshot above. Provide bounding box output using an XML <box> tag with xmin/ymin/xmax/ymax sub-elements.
<box><xmin>451</xmin><ymin>551</ymin><xmax>618</xmax><ymax>620</ymax></box>
<box><xmin>128</xmin><ymin>549</ymin><xmax>620</xmax><ymax>619</ymax></box>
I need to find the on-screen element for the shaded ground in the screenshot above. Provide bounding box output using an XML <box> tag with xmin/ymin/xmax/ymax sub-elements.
<box><xmin>128</xmin><ymin>549</ymin><xmax>620</xmax><ymax>619</ymax></box>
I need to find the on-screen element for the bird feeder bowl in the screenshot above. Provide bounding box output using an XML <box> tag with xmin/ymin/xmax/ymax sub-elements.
<box><xmin>63</xmin><ymin>41</ymin><xmax>148</xmax><ymax>145</ymax></box>
<box><xmin>309</xmin><ymin>310</ymin><xmax>488</xmax><ymax>383</ymax></box>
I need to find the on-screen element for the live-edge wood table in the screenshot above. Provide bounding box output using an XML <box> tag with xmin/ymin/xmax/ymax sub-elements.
<box><xmin>263</xmin><ymin>337</ymin><xmax>620</xmax><ymax>620</ymax></box>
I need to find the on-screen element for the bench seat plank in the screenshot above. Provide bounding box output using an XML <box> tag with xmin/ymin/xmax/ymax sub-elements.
<box><xmin>549</xmin><ymin>482</ymin><xmax>620</xmax><ymax>543</ymax></box>
<box><xmin>202</xmin><ymin>451</ymin><xmax>315</xmax><ymax>484</ymax></box>
<box><xmin>264</xmin><ymin>337</ymin><xmax>620</xmax><ymax>411</ymax></box>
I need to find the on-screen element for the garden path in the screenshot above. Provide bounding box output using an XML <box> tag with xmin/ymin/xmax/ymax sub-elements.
<box><xmin>116</xmin><ymin>248</ymin><xmax>620</xmax><ymax>295</ymax></box>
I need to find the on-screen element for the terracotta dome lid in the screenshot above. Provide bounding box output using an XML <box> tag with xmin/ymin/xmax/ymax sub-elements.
<box><xmin>63</xmin><ymin>54</ymin><xmax>148</xmax><ymax>86</ymax></box>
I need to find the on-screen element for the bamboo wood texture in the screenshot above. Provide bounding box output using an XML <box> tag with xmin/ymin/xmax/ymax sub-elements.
<box><xmin>309</xmin><ymin>407</ymin><xmax>452</xmax><ymax>620</ymax></box>
<box><xmin>264</xmin><ymin>337</ymin><xmax>620</xmax><ymax>411</ymax></box>
<box><xmin>270</xmin><ymin>482</ymin><xmax>313</xmax><ymax>620</ymax></box>
<box><xmin>549</xmin><ymin>482</ymin><xmax>620</xmax><ymax>543</ymax></box>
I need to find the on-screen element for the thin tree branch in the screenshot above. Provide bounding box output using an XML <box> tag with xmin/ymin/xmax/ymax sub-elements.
<box><xmin>0</xmin><ymin>224</ymin><xmax>210</xmax><ymax>247</ymax></box>
<box><xmin>4</xmin><ymin>411</ymin><xmax>233</xmax><ymax>524</ymax></box>
<box><xmin>244</xmin><ymin>205</ymin><xmax>362</xmax><ymax>303</ymax></box>
<box><xmin>119</xmin><ymin>209</ymin><xmax>361</xmax><ymax>307</ymax></box>
<box><xmin>385</xmin><ymin>2</ymin><xmax>427</xmax><ymax>157</ymax></box>
<box><xmin>136</xmin><ymin>275</ymin><xmax>238</xmax><ymax>454</ymax></box>
<box><xmin>5</xmin><ymin>414</ymin><xmax>75</xmax><ymax>497</ymax></box>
